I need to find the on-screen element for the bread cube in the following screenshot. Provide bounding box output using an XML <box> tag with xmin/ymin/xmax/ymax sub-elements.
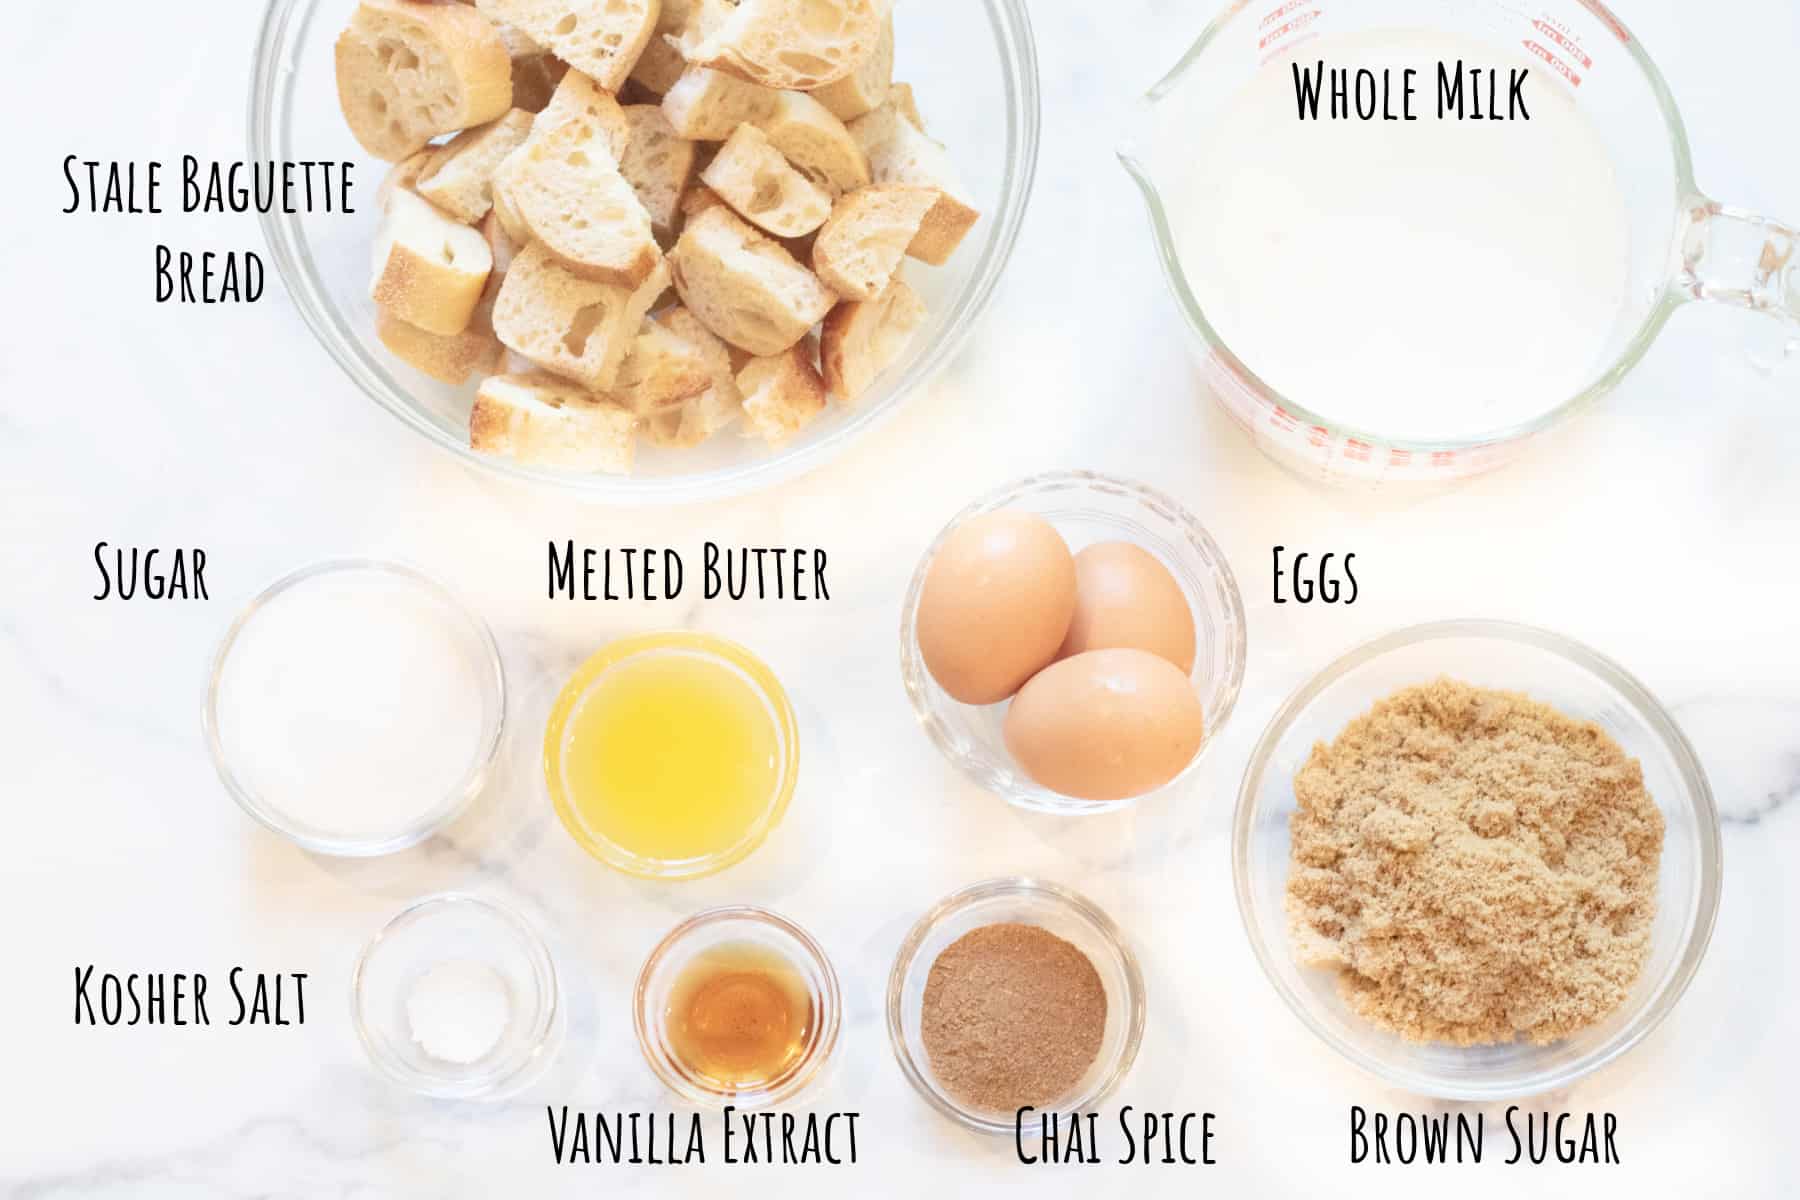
<box><xmin>335</xmin><ymin>0</ymin><xmax>512</xmax><ymax>161</ymax></box>
<box><xmin>369</xmin><ymin>189</ymin><xmax>494</xmax><ymax>335</ymax></box>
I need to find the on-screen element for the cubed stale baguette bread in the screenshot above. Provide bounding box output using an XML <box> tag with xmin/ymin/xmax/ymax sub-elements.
<box><xmin>668</xmin><ymin>205</ymin><xmax>838</xmax><ymax>356</ymax></box>
<box><xmin>370</xmin><ymin>189</ymin><xmax>494</xmax><ymax>335</ymax></box>
<box><xmin>655</xmin><ymin>305</ymin><xmax>740</xmax><ymax>393</ymax></box>
<box><xmin>643</xmin><ymin>304</ymin><xmax>744</xmax><ymax>446</ymax></box>
<box><xmin>661</xmin><ymin>66</ymin><xmax>779</xmax><ymax>140</ymax></box>
<box><xmin>679</xmin><ymin>185</ymin><xmax>818</xmax><ymax>275</ymax></box>
<box><xmin>630</xmin><ymin>39</ymin><xmax>688</xmax><ymax>96</ymax></box>
<box><xmin>629</xmin><ymin>0</ymin><xmax>694</xmax><ymax>95</ymax></box>
<box><xmin>417</xmin><ymin>108</ymin><xmax>534</xmax><ymax>222</ymax></box>
<box><xmin>492</xmin><ymin>243</ymin><xmax>668</xmax><ymax>389</ymax></box>
<box><xmin>610</xmin><ymin>320</ymin><xmax>714</xmax><ymax>414</ymax></box>
<box><xmin>820</xmin><ymin>276</ymin><xmax>925</xmax><ymax>402</ymax></box>
<box><xmin>380</xmin><ymin>209</ymin><xmax>514</xmax><ymax>382</ymax></box>
<box><xmin>451</xmin><ymin>1</ymin><xmax>547</xmax><ymax>56</ymax></box>
<box><xmin>376</xmin><ymin>148</ymin><xmax>441</xmax><ymax>211</ymax></box>
<box><xmin>479</xmin><ymin>208</ymin><xmax>520</xmax><ymax>278</ymax></box>
<box><xmin>534</xmin><ymin>69</ymin><xmax>634</xmax><ymax>157</ymax></box>
<box><xmin>510</xmin><ymin>51</ymin><xmax>571</xmax><ymax>112</ymax></box>
<box><xmin>510</xmin><ymin>120</ymin><xmax>662</xmax><ymax>286</ymax></box>
<box><xmin>811</xmin><ymin>183</ymin><xmax>935</xmax><ymax>300</ymax></box>
<box><xmin>619</xmin><ymin>106</ymin><xmax>697</xmax><ymax>236</ymax></box>
<box><xmin>499</xmin><ymin>348</ymin><xmax>540</xmax><ymax>375</ymax></box>
<box><xmin>645</xmin><ymin>385</ymin><xmax>742</xmax><ymax>447</ymax></box>
<box><xmin>754</xmin><ymin>92</ymin><xmax>869</xmax><ymax>197</ymax></box>
<box><xmin>674</xmin><ymin>0</ymin><xmax>889</xmax><ymax>90</ymax></box>
<box><xmin>848</xmin><ymin>98</ymin><xmax>978</xmax><ymax>265</ymax></box>
<box><xmin>700</xmin><ymin>125</ymin><xmax>832</xmax><ymax>238</ymax></box>
<box><xmin>490</xmin><ymin>69</ymin><xmax>633</xmax><ymax>241</ymax></box>
<box><xmin>738</xmin><ymin>339</ymin><xmax>826</xmax><ymax>445</ymax></box>
<box><xmin>473</xmin><ymin>0</ymin><xmax>658</xmax><ymax>92</ymax></box>
<box><xmin>335</xmin><ymin>0</ymin><xmax>513</xmax><ymax>162</ymax></box>
<box><xmin>376</xmin><ymin>306</ymin><xmax>502</xmax><ymax>384</ymax></box>
<box><xmin>470</xmin><ymin>372</ymin><xmax>638</xmax><ymax>472</ymax></box>
<box><xmin>887</xmin><ymin>80</ymin><xmax>924</xmax><ymax>130</ymax></box>
<box><xmin>810</xmin><ymin>14</ymin><xmax>891</xmax><ymax>121</ymax></box>
<box><xmin>491</xmin><ymin>18</ymin><xmax>544</xmax><ymax>59</ymax></box>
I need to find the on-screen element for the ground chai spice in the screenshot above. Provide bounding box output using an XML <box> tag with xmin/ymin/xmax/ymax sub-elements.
<box><xmin>1286</xmin><ymin>678</ymin><xmax>1664</xmax><ymax>1046</ymax></box>
<box><xmin>920</xmin><ymin>923</ymin><xmax>1107</xmax><ymax>1111</ymax></box>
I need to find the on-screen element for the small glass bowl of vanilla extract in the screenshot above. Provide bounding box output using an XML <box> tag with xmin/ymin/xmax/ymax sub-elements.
<box><xmin>634</xmin><ymin>907</ymin><xmax>842</xmax><ymax>1108</ymax></box>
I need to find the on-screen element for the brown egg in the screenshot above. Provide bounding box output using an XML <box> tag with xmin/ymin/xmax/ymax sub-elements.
<box><xmin>1058</xmin><ymin>541</ymin><xmax>1196</xmax><ymax>674</ymax></box>
<box><xmin>916</xmin><ymin>511</ymin><xmax>1076</xmax><ymax>705</ymax></box>
<box><xmin>1004</xmin><ymin>648</ymin><xmax>1205</xmax><ymax>801</ymax></box>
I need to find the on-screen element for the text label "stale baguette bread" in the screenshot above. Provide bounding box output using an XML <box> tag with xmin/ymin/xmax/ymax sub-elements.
<box><xmin>61</xmin><ymin>157</ymin><xmax>358</xmax><ymax>304</ymax></box>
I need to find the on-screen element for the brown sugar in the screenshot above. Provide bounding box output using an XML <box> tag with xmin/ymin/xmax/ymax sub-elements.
<box><xmin>920</xmin><ymin>923</ymin><xmax>1107</xmax><ymax>1111</ymax></box>
<box><xmin>1286</xmin><ymin>678</ymin><xmax>1664</xmax><ymax>1046</ymax></box>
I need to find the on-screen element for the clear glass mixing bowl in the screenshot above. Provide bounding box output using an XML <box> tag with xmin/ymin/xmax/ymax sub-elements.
<box><xmin>1233</xmin><ymin>621</ymin><xmax>1722</xmax><ymax>1100</ymax></box>
<box><xmin>251</xmin><ymin>0</ymin><xmax>1040</xmax><ymax>502</ymax></box>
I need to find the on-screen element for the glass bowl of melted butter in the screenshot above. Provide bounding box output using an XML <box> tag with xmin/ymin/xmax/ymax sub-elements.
<box><xmin>634</xmin><ymin>907</ymin><xmax>842</xmax><ymax>1108</ymax></box>
<box><xmin>544</xmin><ymin>632</ymin><xmax>799</xmax><ymax>880</ymax></box>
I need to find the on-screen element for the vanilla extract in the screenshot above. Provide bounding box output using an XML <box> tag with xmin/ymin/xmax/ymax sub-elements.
<box><xmin>545</xmin><ymin>1107</ymin><xmax>859</xmax><ymax>1165</ymax></box>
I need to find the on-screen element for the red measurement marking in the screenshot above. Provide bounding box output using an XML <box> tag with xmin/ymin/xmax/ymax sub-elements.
<box><xmin>1260</xmin><ymin>0</ymin><xmax>1308</xmax><ymax>28</ymax></box>
<box><xmin>1523</xmin><ymin>40</ymin><xmax>1582</xmax><ymax>87</ymax></box>
<box><xmin>1345</xmin><ymin>439</ymin><xmax>1372</xmax><ymax>463</ymax></box>
<box><xmin>1582</xmin><ymin>0</ymin><xmax>1633</xmax><ymax>46</ymax></box>
<box><xmin>1530</xmin><ymin>18</ymin><xmax>1592</xmax><ymax>68</ymax></box>
<box><xmin>1388</xmin><ymin>447</ymin><xmax>1412</xmax><ymax>467</ymax></box>
<box><xmin>1307</xmin><ymin>424</ymin><xmax>1331</xmax><ymax>448</ymax></box>
<box><xmin>1430</xmin><ymin>450</ymin><xmax>1457</xmax><ymax>467</ymax></box>
<box><xmin>1260</xmin><ymin>11</ymin><xmax>1320</xmax><ymax>50</ymax></box>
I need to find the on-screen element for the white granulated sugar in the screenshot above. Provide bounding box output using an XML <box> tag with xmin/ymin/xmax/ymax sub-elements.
<box><xmin>215</xmin><ymin>571</ymin><xmax>489</xmax><ymax>840</ymax></box>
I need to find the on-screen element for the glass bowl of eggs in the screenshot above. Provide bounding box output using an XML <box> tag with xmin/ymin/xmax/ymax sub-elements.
<box><xmin>899</xmin><ymin>471</ymin><xmax>1247</xmax><ymax>814</ymax></box>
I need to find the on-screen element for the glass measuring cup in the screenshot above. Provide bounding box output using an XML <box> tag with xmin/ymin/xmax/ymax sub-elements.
<box><xmin>1119</xmin><ymin>0</ymin><xmax>1798</xmax><ymax>488</ymax></box>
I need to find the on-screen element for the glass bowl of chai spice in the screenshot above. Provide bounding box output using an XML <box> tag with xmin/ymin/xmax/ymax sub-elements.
<box><xmin>886</xmin><ymin>878</ymin><xmax>1147</xmax><ymax>1133</ymax></box>
<box><xmin>1234</xmin><ymin>620</ymin><xmax>1723</xmax><ymax>1101</ymax></box>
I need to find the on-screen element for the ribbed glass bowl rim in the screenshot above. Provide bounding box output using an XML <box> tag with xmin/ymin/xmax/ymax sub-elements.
<box><xmin>1117</xmin><ymin>0</ymin><xmax>1698</xmax><ymax>457</ymax></box>
<box><xmin>350</xmin><ymin>892</ymin><xmax>563</xmax><ymax>1100</ymax></box>
<box><xmin>899</xmin><ymin>470</ymin><xmax>1248</xmax><ymax>814</ymax></box>
<box><xmin>543</xmin><ymin>632</ymin><xmax>800</xmax><ymax>880</ymax></box>
<box><xmin>633</xmin><ymin>905</ymin><xmax>843</xmax><ymax>1108</ymax></box>
<box><xmin>249</xmin><ymin>0</ymin><xmax>1042</xmax><ymax>504</ymax></box>
<box><xmin>1230</xmin><ymin>619</ymin><xmax>1723</xmax><ymax>1100</ymax></box>
<box><xmin>202</xmin><ymin>557</ymin><xmax>507</xmax><ymax>857</ymax></box>
<box><xmin>885</xmin><ymin>877</ymin><xmax>1149</xmax><ymax>1133</ymax></box>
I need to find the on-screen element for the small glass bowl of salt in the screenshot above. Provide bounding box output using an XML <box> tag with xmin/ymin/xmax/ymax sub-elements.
<box><xmin>352</xmin><ymin>894</ymin><xmax>562</xmax><ymax>1100</ymax></box>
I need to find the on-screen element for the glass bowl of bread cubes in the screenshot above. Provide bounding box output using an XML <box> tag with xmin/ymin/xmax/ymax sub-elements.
<box><xmin>252</xmin><ymin>0</ymin><xmax>1039</xmax><ymax>501</ymax></box>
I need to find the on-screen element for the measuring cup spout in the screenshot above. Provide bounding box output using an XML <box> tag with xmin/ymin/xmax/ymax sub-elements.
<box><xmin>1677</xmin><ymin>196</ymin><xmax>1800</xmax><ymax>327</ymax></box>
<box><xmin>1116</xmin><ymin>94</ymin><xmax>1165</xmax><ymax>212</ymax></box>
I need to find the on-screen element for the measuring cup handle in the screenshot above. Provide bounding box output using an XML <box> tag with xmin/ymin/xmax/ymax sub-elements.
<box><xmin>1677</xmin><ymin>197</ymin><xmax>1800</xmax><ymax>326</ymax></box>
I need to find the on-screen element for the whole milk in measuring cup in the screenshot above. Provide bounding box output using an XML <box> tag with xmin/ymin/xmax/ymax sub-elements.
<box><xmin>1171</xmin><ymin>30</ymin><xmax>1631</xmax><ymax>441</ymax></box>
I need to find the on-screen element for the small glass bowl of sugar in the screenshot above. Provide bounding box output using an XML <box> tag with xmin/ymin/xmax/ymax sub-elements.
<box><xmin>352</xmin><ymin>894</ymin><xmax>563</xmax><ymax>1100</ymax></box>
<box><xmin>205</xmin><ymin>559</ymin><xmax>506</xmax><ymax>857</ymax></box>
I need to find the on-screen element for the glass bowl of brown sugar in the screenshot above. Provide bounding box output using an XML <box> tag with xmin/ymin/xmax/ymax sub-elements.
<box><xmin>886</xmin><ymin>878</ymin><xmax>1147</xmax><ymax>1133</ymax></box>
<box><xmin>1234</xmin><ymin>621</ymin><xmax>1723</xmax><ymax>1101</ymax></box>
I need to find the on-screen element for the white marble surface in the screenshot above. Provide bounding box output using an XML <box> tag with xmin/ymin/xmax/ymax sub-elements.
<box><xmin>4</xmin><ymin>0</ymin><xmax>1798</xmax><ymax>1195</ymax></box>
